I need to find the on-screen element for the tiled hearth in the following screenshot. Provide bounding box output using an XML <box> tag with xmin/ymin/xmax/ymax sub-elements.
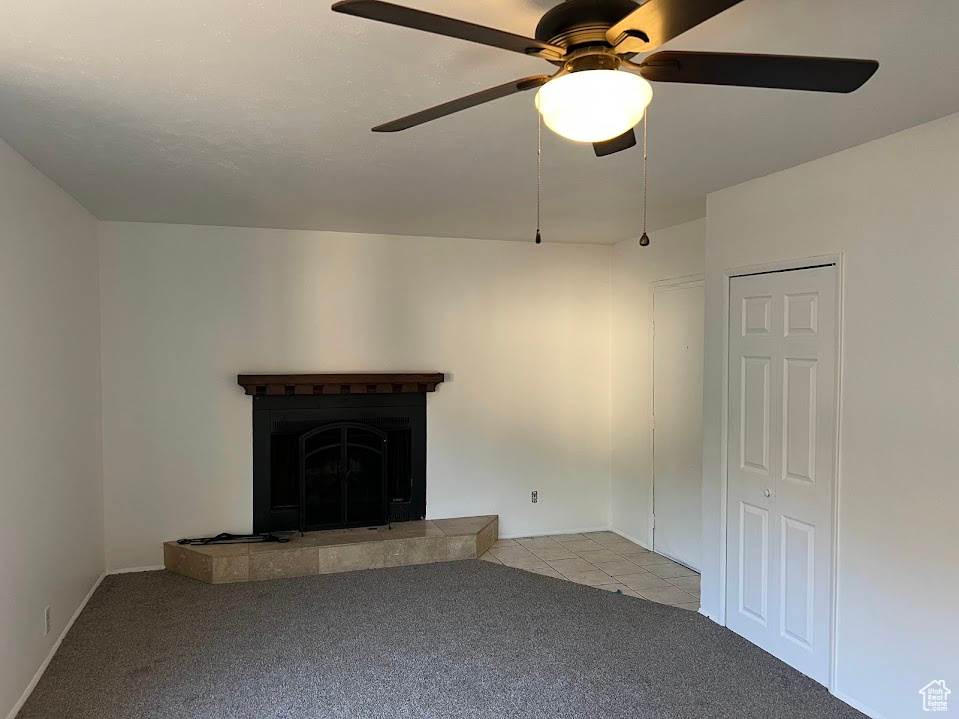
<box><xmin>480</xmin><ymin>531</ymin><xmax>701</xmax><ymax>611</ymax></box>
<box><xmin>164</xmin><ymin>515</ymin><xmax>497</xmax><ymax>584</ymax></box>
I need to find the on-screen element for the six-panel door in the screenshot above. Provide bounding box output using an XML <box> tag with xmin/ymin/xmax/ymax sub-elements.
<box><xmin>726</xmin><ymin>266</ymin><xmax>837</xmax><ymax>684</ymax></box>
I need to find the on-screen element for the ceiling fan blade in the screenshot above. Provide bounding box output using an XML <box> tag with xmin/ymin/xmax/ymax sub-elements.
<box><xmin>640</xmin><ymin>51</ymin><xmax>879</xmax><ymax>93</ymax></box>
<box><xmin>607</xmin><ymin>0</ymin><xmax>745</xmax><ymax>54</ymax></box>
<box><xmin>593</xmin><ymin>129</ymin><xmax>637</xmax><ymax>157</ymax></box>
<box><xmin>372</xmin><ymin>76</ymin><xmax>550</xmax><ymax>132</ymax></box>
<box><xmin>332</xmin><ymin>0</ymin><xmax>564</xmax><ymax>59</ymax></box>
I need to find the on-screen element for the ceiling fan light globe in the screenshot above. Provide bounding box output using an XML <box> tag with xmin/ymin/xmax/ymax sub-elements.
<box><xmin>535</xmin><ymin>70</ymin><xmax>652</xmax><ymax>143</ymax></box>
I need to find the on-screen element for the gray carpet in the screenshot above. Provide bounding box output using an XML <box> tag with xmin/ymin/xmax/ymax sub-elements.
<box><xmin>20</xmin><ymin>562</ymin><xmax>864</xmax><ymax>719</ymax></box>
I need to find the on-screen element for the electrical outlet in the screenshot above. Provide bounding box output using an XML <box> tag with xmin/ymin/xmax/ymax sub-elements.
<box><xmin>531</xmin><ymin>490</ymin><xmax>538</xmax><ymax>503</ymax></box>
<box><xmin>43</xmin><ymin>606</ymin><xmax>51</xmax><ymax>637</ymax></box>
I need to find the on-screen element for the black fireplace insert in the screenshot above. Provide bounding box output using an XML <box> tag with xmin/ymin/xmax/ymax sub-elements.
<box><xmin>252</xmin><ymin>393</ymin><xmax>426</xmax><ymax>534</ymax></box>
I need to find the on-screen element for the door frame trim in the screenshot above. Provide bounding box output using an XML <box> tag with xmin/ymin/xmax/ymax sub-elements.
<box><xmin>650</xmin><ymin>274</ymin><xmax>705</xmax><ymax>569</ymax></box>
<box><xmin>717</xmin><ymin>253</ymin><xmax>844</xmax><ymax>691</ymax></box>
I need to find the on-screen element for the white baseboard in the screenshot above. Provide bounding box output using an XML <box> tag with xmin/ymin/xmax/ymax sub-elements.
<box><xmin>498</xmin><ymin>526</ymin><xmax>611</xmax><ymax>540</ymax></box>
<box><xmin>108</xmin><ymin>565</ymin><xmax>165</xmax><ymax>575</ymax></box>
<box><xmin>830</xmin><ymin>689</ymin><xmax>887</xmax><ymax>719</ymax></box>
<box><xmin>5</xmin><ymin>571</ymin><xmax>106</xmax><ymax>719</ymax></box>
<box><xmin>5</xmin><ymin>564</ymin><xmax>166</xmax><ymax>719</ymax></box>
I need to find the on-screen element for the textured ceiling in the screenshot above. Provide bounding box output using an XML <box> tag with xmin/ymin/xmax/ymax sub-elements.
<box><xmin>2</xmin><ymin>0</ymin><xmax>959</xmax><ymax>244</ymax></box>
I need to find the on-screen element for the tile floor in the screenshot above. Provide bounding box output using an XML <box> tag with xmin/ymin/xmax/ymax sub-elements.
<box><xmin>480</xmin><ymin>531</ymin><xmax>700</xmax><ymax>611</ymax></box>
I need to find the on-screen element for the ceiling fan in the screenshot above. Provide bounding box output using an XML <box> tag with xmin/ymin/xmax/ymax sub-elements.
<box><xmin>331</xmin><ymin>0</ymin><xmax>879</xmax><ymax>157</ymax></box>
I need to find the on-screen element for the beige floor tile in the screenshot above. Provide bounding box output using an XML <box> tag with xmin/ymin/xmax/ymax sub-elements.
<box><xmin>163</xmin><ymin>544</ymin><xmax>213</xmax><ymax>583</ymax></box>
<box><xmin>526</xmin><ymin>566</ymin><xmax>565</xmax><ymax>579</ymax></box>
<box><xmin>320</xmin><ymin>541</ymin><xmax>388</xmax><ymax>572</ymax></box>
<box><xmin>515</xmin><ymin>536</ymin><xmax>555</xmax><ymax>544</ymax></box>
<box><xmin>645</xmin><ymin>561</ymin><xmax>698</xmax><ymax>579</ymax></box>
<box><xmin>432</xmin><ymin>516</ymin><xmax>496</xmax><ymax>536</ymax></box>
<box><xmin>339</xmin><ymin>525</ymin><xmax>389</xmax><ymax>535</ymax></box>
<box><xmin>174</xmin><ymin>542</ymin><xmax>250</xmax><ymax>557</ymax></box>
<box><xmin>516</xmin><ymin>538</ymin><xmax>560</xmax><ymax>550</ymax></box>
<box><xmin>249</xmin><ymin>534</ymin><xmax>321</xmax><ymax>552</ymax></box>
<box><xmin>546</xmin><ymin>557</ymin><xmax>596</xmax><ymax>574</ymax></box>
<box><xmin>618</xmin><ymin>572</ymin><xmax>671</xmax><ymax>592</ymax></box>
<box><xmin>211</xmin><ymin>555</ymin><xmax>250</xmax><ymax>584</ymax></box>
<box><xmin>489</xmin><ymin>546</ymin><xmax>535</xmax><ymax>561</ymax></box>
<box><xmin>668</xmin><ymin>575</ymin><xmax>701</xmax><ymax>595</ymax></box>
<box><xmin>595</xmin><ymin>583</ymin><xmax>640</xmax><ymax>597</ymax></box>
<box><xmin>478</xmin><ymin>552</ymin><xmax>502</xmax><ymax>564</ymax></box>
<box><xmin>615</xmin><ymin>546</ymin><xmax>653</xmax><ymax>559</ymax></box>
<box><xmin>528</xmin><ymin>544</ymin><xmax>578</xmax><ymax>561</ymax></box>
<box><xmin>477</xmin><ymin>518</ymin><xmax>498</xmax><ymax>557</ymax></box>
<box><xmin>249</xmin><ymin>547</ymin><xmax>319</xmax><ymax>581</ymax></box>
<box><xmin>674</xmin><ymin>602</ymin><xmax>701</xmax><ymax>612</ymax></box>
<box><xmin>590</xmin><ymin>559</ymin><xmax>642</xmax><ymax>577</ymax></box>
<box><xmin>311</xmin><ymin>529</ymin><xmax>387</xmax><ymax>547</ymax></box>
<box><xmin>583</xmin><ymin>531</ymin><xmax>626</xmax><ymax>544</ymax></box>
<box><xmin>559</xmin><ymin>539</ymin><xmax>604</xmax><ymax>553</ymax></box>
<box><xmin>447</xmin><ymin>535</ymin><xmax>478</xmax><ymax>561</ymax></box>
<box><xmin>549</xmin><ymin>534</ymin><xmax>587</xmax><ymax>543</ymax></box>
<box><xmin>574</xmin><ymin>549</ymin><xmax>624</xmax><ymax>564</ymax></box>
<box><xmin>491</xmin><ymin>539</ymin><xmax>518</xmax><ymax>547</ymax></box>
<box><xmin>600</xmin><ymin>539</ymin><xmax>646</xmax><ymax>554</ymax></box>
<box><xmin>498</xmin><ymin>554</ymin><xmax>550</xmax><ymax>570</ymax></box>
<box><xmin>562</xmin><ymin>570</ymin><xmax>614</xmax><ymax>586</ymax></box>
<box><xmin>592</xmin><ymin>539</ymin><xmax>638</xmax><ymax>552</ymax></box>
<box><xmin>638</xmin><ymin>587</ymin><xmax>698</xmax><ymax>605</ymax></box>
<box><xmin>383</xmin><ymin>536</ymin><xmax>447</xmax><ymax>568</ymax></box>
<box><xmin>379</xmin><ymin>520</ymin><xmax>446</xmax><ymax>539</ymax></box>
<box><xmin>628</xmin><ymin>551</ymin><xmax>674</xmax><ymax>566</ymax></box>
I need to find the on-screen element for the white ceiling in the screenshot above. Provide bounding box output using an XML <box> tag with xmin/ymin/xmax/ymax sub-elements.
<box><xmin>2</xmin><ymin>0</ymin><xmax>959</xmax><ymax>244</ymax></box>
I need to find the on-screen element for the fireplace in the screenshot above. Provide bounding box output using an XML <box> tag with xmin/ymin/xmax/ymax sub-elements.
<box><xmin>238</xmin><ymin>374</ymin><xmax>444</xmax><ymax>534</ymax></box>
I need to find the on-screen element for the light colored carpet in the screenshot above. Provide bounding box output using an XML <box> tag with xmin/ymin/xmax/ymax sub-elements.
<box><xmin>19</xmin><ymin>562</ymin><xmax>863</xmax><ymax>718</ymax></box>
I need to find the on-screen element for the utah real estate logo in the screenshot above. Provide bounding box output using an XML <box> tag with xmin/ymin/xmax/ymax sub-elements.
<box><xmin>919</xmin><ymin>680</ymin><xmax>951</xmax><ymax>712</ymax></box>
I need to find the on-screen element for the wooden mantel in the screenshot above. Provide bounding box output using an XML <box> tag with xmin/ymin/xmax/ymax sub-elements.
<box><xmin>237</xmin><ymin>373</ymin><xmax>445</xmax><ymax>396</ymax></box>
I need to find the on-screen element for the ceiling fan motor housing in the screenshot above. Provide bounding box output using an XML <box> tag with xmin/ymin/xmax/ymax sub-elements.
<box><xmin>535</xmin><ymin>0</ymin><xmax>640</xmax><ymax>53</ymax></box>
<box><xmin>330</xmin><ymin>0</ymin><xmax>880</xmax><ymax>138</ymax></box>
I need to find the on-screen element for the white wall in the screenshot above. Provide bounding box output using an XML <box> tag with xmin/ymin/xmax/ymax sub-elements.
<box><xmin>702</xmin><ymin>112</ymin><xmax>959</xmax><ymax>718</ymax></box>
<box><xmin>0</xmin><ymin>140</ymin><xmax>103</xmax><ymax>718</ymax></box>
<box><xmin>610</xmin><ymin>220</ymin><xmax>705</xmax><ymax>546</ymax></box>
<box><xmin>99</xmin><ymin>223</ymin><xmax>612</xmax><ymax>570</ymax></box>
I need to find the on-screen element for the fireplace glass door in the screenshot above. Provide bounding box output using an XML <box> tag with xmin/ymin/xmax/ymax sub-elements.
<box><xmin>299</xmin><ymin>423</ymin><xmax>387</xmax><ymax>531</ymax></box>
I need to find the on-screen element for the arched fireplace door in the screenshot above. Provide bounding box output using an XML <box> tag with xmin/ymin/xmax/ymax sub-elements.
<box><xmin>299</xmin><ymin>422</ymin><xmax>388</xmax><ymax>533</ymax></box>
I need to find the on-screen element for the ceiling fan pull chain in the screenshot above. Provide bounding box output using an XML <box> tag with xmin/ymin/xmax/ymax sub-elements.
<box><xmin>535</xmin><ymin>110</ymin><xmax>543</xmax><ymax>245</ymax></box>
<box><xmin>640</xmin><ymin>107</ymin><xmax>651</xmax><ymax>247</ymax></box>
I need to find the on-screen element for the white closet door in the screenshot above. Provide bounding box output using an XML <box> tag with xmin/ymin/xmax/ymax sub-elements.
<box><xmin>726</xmin><ymin>266</ymin><xmax>837</xmax><ymax>684</ymax></box>
<box><xmin>653</xmin><ymin>281</ymin><xmax>704</xmax><ymax>570</ymax></box>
